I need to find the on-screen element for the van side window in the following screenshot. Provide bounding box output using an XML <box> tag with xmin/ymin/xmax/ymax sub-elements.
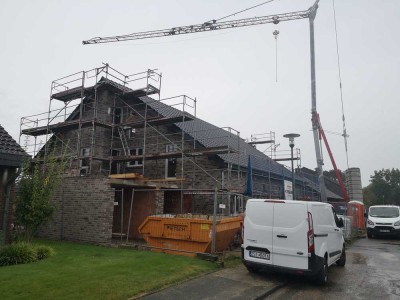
<box><xmin>326</xmin><ymin>207</ymin><xmax>336</xmax><ymax>226</ymax></box>
<box><xmin>313</xmin><ymin>205</ymin><xmax>335</xmax><ymax>226</ymax></box>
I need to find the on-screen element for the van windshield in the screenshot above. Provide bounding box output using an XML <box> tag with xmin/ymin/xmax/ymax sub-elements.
<box><xmin>369</xmin><ymin>207</ymin><xmax>400</xmax><ymax>218</ymax></box>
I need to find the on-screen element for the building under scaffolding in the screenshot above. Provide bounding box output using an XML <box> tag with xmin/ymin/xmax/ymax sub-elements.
<box><xmin>20</xmin><ymin>64</ymin><xmax>321</xmax><ymax>244</ymax></box>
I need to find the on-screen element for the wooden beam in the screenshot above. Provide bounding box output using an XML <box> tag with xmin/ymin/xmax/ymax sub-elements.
<box><xmin>109</xmin><ymin>173</ymin><xmax>144</xmax><ymax>179</ymax></box>
<box><xmin>143</xmin><ymin>177</ymin><xmax>186</xmax><ymax>183</ymax></box>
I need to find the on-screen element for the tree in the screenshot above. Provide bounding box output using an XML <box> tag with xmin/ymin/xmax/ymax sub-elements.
<box><xmin>14</xmin><ymin>144</ymin><xmax>68</xmax><ymax>241</ymax></box>
<box><xmin>362</xmin><ymin>168</ymin><xmax>400</xmax><ymax>206</ymax></box>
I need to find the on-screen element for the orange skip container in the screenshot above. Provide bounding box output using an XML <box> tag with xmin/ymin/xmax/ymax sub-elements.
<box><xmin>139</xmin><ymin>215</ymin><xmax>242</xmax><ymax>256</ymax></box>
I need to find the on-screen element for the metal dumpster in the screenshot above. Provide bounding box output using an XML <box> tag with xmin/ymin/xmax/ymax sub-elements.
<box><xmin>138</xmin><ymin>214</ymin><xmax>242</xmax><ymax>256</ymax></box>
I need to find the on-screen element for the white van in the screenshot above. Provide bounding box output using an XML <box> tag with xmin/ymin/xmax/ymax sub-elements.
<box><xmin>366</xmin><ymin>205</ymin><xmax>400</xmax><ymax>238</ymax></box>
<box><xmin>242</xmin><ymin>199</ymin><xmax>345</xmax><ymax>285</ymax></box>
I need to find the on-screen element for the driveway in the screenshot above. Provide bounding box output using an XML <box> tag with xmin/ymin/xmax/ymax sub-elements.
<box><xmin>140</xmin><ymin>264</ymin><xmax>286</xmax><ymax>300</ymax></box>
<box><xmin>141</xmin><ymin>237</ymin><xmax>400</xmax><ymax>299</ymax></box>
<box><xmin>268</xmin><ymin>237</ymin><xmax>400</xmax><ymax>299</ymax></box>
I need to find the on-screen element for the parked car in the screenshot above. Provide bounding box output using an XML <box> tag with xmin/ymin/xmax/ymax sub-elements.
<box><xmin>242</xmin><ymin>199</ymin><xmax>345</xmax><ymax>285</ymax></box>
<box><xmin>366</xmin><ymin>205</ymin><xmax>400</xmax><ymax>238</ymax></box>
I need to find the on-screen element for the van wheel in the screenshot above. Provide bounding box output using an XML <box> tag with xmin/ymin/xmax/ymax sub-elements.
<box><xmin>315</xmin><ymin>257</ymin><xmax>328</xmax><ymax>285</ymax></box>
<box><xmin>336</xmin><ymin>246</ymin><xmax>346</xmax><ymax>267</ymax></box>
<box><xmin>367</xmin><ymin>232</ymin><xmax>372</xmax><ymax>238</ymax></box>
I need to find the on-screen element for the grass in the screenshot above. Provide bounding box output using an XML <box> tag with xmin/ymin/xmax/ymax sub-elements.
<box><xmin>0</xmin><ymin>239</ymin><xmax>218</xmax><ymax>300</ymax></box>
<box><xmin>222</xmin><ymin>251</ymin><xmax>243</xmax><ymax>268</ymax></box>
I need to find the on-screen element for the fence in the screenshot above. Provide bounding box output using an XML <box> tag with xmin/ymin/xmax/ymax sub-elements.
<box><xmin>112</xmin><ymin>188</ymin><xmax>244</xmax><ymax>256</ymax></box>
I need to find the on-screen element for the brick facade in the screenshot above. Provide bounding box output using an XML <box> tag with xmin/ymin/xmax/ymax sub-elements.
<box><xmin>36</xmin><ymin>85</ymin><xmax>312</xmax><ymax>244</ymax></box>
<box><xmin>38</xmin><ymin>177</ymin><xmax>114</xmax><ymax>244</ymax></box>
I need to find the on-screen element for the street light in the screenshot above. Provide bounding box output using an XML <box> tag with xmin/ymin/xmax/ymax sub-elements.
<box><xmin>283</xmin><ymin>133</ymin><xmax>300</xmax><ymax>200</ymax></box>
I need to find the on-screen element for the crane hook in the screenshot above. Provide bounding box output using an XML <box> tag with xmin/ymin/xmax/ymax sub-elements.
<box><xmin>273</xmin><ymin>30</ymin><xmax>279</xmax><ymax>82</ymax></box>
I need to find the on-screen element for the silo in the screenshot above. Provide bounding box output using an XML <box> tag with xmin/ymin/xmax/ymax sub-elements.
<box><xmin>345</xmin><ymin>168</ymin><xmax>363</xmax><ymax>202</ymax></box>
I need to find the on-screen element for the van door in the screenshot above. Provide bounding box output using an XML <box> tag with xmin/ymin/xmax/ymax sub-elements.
<box><xmin>272</xmin><ymin>202</ymin><xmax>309</xmax><ymax>270</ymax></box>
<box><xmin>330</xmin><ymin>208</ymin><xmax>343</xmax><ymax>261</ymax></box>
<box><xmin>312</xmin><ymin>204</ymin><xmax>342</xmax><ymax>265</ymax></box>
<box><xmin>243</xmin><ymin>200</ymin><xmax>274</xmax><ymax>265</ymax></box>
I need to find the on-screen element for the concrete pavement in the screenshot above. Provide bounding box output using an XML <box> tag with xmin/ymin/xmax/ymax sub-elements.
<box><xmin>140</xmin><ymin>264</ymin><xmax>287</xmax><ymax>300</ymax></box>
<box><xmin>268</xmin><ymin>237</ymin><xmax>400</xmax><ymax>299</ymax></box>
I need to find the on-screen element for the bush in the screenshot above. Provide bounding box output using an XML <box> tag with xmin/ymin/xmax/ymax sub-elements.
<box><xmin>35</xmin><ymin>245</ymin><xmax>55</xmax><ymax>260</ymax></box>
<box><xmin>0</xmin><ymin>243</ymin><xmax>55</xmax><ymax>266</ymax></box>
<box><xmin>0</xmin><ymin>242</ymin><xmax>37</xmax><ymax>266</ymax></box>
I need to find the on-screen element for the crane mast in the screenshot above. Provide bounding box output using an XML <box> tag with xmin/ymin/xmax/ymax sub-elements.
<box><xmin>82</xmin><ymin>1</ymin><xmax>330</xmax><ymax>202</ymax></box>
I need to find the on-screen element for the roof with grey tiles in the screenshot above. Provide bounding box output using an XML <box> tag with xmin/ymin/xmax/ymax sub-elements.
<box><xmin>138</xmin><ymin>96</ymin><xmax>296</xmax><ymax>180</ymax></box>
<box><xmin>0</xmin><ymin>124</ymin><xmax>29</xmax><ymax>167</ymax></box>
<box><xmin>97</xmin><ymin>77</ymin><xmax>314</xmax><ymax>185</ymax></box>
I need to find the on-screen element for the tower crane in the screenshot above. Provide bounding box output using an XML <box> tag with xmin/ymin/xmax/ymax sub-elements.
<box><xmin>83</xmin><ymin>2</ymin><xmax>318</xmax><ymax>44</ymax></box>
<box><xmin>83</xmin><ymin>0</ymin><xmax>334</xmax><ymax>203</ymax></box>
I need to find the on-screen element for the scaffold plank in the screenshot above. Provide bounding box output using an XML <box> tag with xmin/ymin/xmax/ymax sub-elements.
<box><xmin>21</xmin><ymin>119</ymin><xmax>111</xmax><ymax>136</ymax></box>
<box><xmin>110</xmin><ymin>146</ymin><xmax>234</xmax><ymax>162</ymax></box>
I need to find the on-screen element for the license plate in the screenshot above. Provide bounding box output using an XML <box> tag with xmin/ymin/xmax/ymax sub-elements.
<box><xmin>249</xmin><ymin>250</ymin><xmax>270</xmax><ymax>260</ymax></box>
<box><xmin>380</xmin><ymin>229</ymin><xmax>390</xmax><ymax>233</ymax></box>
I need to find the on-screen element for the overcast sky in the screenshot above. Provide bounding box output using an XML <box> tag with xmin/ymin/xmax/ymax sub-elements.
<box><xmin>1</xmin><ymin>0</ymin><xmax>399</xmax><ymax>187</ymax></box>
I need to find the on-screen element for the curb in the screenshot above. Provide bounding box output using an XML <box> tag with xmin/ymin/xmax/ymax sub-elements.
<box><xmin>131</xmin><ymin>268</ymin><xmax>222</xmax><ymax>299</ymax></box>
<box><xmin>253</xmin><ymin>281</ymin><xmax>288</xmax><ymax>300</ymax></box>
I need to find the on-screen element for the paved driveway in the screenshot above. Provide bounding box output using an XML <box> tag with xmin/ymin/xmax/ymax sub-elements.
<box><xmin>141</xmin><ymin>237</ymin><xmax>400</xmax><ymax>299</ymax></box>
<box><xmin>141</xmin><ymin>264</ymin><xmax>286</xmax><ymax>300</ymax></box>
<box><xmin>268</xmin><ymin>237</ymin><xmax>400</xmax><ymax>299</ymax></box>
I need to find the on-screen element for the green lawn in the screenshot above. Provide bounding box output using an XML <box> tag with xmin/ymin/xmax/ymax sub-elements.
<box><xmin>0</xmin><ymin>239</ymin><xmax>218</xmax><ymax>300</ymax></box>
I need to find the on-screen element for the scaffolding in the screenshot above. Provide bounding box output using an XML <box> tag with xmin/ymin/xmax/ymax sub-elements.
<box><xmin>19</xmin><ymin>64</ymin><xmax>244</xmax><ymax>196</ymax></box>
<box><xmin>20</xmin><ymin>64</ymin><xmax>321</xmax><ymax>220</ymax></box>
<box><xmin>20</xmin><ymin>64</ymin><xmax>161</xmax><ymax>170</ymax></box>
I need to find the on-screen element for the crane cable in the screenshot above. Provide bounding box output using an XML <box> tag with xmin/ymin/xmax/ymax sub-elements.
<box><xmin>332</xmin><ymin>0</ymin><xmax>350</xmax><ymax>169</ymax></box>
<box><xmin>207</xmin><ymin>0</ymin><xmax>278</xmax><ymax>23</ymax></box>
<box><xmin>273</xmin><ymin>30</ymin><xmax>279</xmax><ymax>82</ymax></box>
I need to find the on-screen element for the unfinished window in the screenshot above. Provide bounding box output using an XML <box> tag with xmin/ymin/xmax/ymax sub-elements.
<box><xmin>80</xmin><ymin>147</ymin><xmax>90</xmax><ymax>175</ymax></box>
<box><xmin>114</xmin><ymin>108</ymin><xmax>122</xmax><ymax>124</ymax></box>
<box><xmin>127</xmin><ymin>148</ymin><xmax>143</xmax><ymax>167</ymax></box>
<box><xmin>165</xmin><ymin>144</ymin><xmax>177</xmax><ymax>178</ymax></box>
<box><xmin>124</xmin><ymin>127</ymin><xmax>136</xmax><ymax>139</ymax></box>
<box><xmin>81</xmin><ymin>147</ymin><xmax>90</xmax><ymax>157</ymax></box>
<box><xmin>111</xmin><ymin>149</ymin><xmax>121</xmax><ymax>174</ymax></box>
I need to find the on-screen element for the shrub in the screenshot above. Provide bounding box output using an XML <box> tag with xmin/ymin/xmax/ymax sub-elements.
<box><xmin>35</xmin><ymin>245</ymin><xmax>55</xmax><ymax>260</ymax></box>
<box><xmin>0</xmin><ymin>242</ymin><xmax>37</xmax><ymax>266</ymax></box>
<box><xmin>15</xmin><ymin>142</ymin><xmax>68</xmax><ymax>242</ymax></box>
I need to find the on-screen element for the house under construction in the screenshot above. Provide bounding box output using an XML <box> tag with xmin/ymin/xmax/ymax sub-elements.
<box><xmin>20</xmin><ymin>64</ymin><xmax>321</xmax><ymax>244</ymax></box>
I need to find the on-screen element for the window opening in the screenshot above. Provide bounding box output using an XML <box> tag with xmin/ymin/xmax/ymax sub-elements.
<box><xmin>127</xmin><ymin>148</ymin><xmax>143</xmax><ymax>167</ymax></box>
<box><xmin>80</xmin><ymin>147</ymin><xmax>90</xmax><ymax>175</ymax></box>
<box><xmin>114</xmin><ymin>108</ymin><xmax>122</xmax><ymax>124</ymax></box>
<box><xmin>165</xmin><ymin>144</ymin><xmax>177</xmax><ymax>178</ymax></box>
<box><xmin>111</xmin><ymin>149</ymin><xmax>121</xmax><ymax>174</ymax></box>
<box><xmin>125</xmin><ymin>127</ymin><xmax>136</xmax><ymax>139</ymax></box>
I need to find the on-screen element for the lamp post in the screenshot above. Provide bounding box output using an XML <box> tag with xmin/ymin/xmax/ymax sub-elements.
<box><xmin>283</xmin><ymin>133</ymin><xmax>300</xmax><ymax>200</ymax></box>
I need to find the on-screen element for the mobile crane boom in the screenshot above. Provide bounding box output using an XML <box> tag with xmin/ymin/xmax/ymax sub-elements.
<box><xmin>313</xmin><ymin>113</ymin><xmax>350</xmax><ymax>202</ymax></box>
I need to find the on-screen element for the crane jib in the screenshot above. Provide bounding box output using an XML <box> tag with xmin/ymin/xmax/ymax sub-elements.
<box><xmin>82</xmin><ymin>5</ymin><xmax>318</xmax><ymax>45</ymax></box>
